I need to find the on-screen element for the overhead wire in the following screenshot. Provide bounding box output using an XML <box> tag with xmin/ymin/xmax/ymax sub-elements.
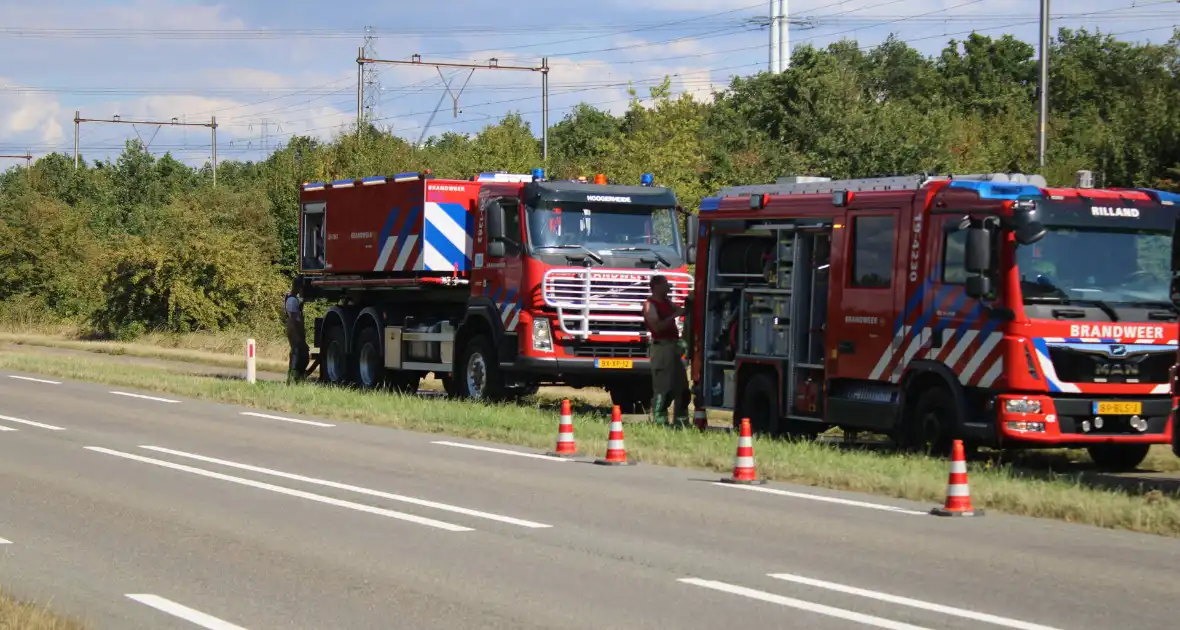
<box><xmin>16</xmin><ymin>1</ymin><xmax>1177</xmax><ymax>158</ymax></box>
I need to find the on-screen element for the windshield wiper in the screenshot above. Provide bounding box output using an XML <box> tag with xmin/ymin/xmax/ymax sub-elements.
<box><xmin>1071</xmin><ymin>298</ymin><xmax>1120</xmax><ymax>322</ymax></box>
<box><xmin>538</xmin><ymin>245</ymin><xmax>604</xmax><ymax>265</ymax></box>
<box><xmin>611</xmin><ymin>247</ymin><xmax>671</xmax><ymax>267</ymax></box>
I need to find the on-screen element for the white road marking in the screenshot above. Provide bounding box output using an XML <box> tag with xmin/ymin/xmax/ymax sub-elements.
<box><xmin>125</xmin><ymin>594</ymin><xmax>249</xmax><ymax>630</ymax></box>
<box><xmin>139</xmin><ymin>445</ymin><xmax>552</xmax><ymax>529</ymax></box>
<box><xmin>0</xmin><ymin>426</ymin><xmax>16</xmax><ymax>432</ymax></box>
<box><xmin>0</xmin><ymin>414</ymin><xmax>66</xmax><ymax>431</ymax></box>
<box><xmin>712</xmin><ymin>482</ymin><xmax>928</xmax><ymax>515</ymax></box>
<box><xmin>239</xmin><ymin>411</ymin><xmax>334</xmax><ymax>427</ymax></box>
<box><xmin>678</xmin><ymin>578</ymin><xmax>933</xmax><ymax>630</ymax></box>
<box><xmin>432</xmin><ymin>440</ymin><xmax>572</xmax><ymax>462</ymax></box>
<box><xmin>86</xmin><ymin>446</ymin><xmax>473</xmax><ymax>532</ymax></box>
<box><xmin>110</xmin><ymin>391</ymin><xmax>180</xmax><ymax>404</ymax></box>
<box><xmin>0</xmin><ymin>537</ymin><xmax>11</xmax><ymax>544</ymax></box>
<box><xmin>767</xmin><ymin>573</ymin><xmax>1064</xmax><ymax>630</ymax></box>
<box><xmin>7</xmin><ymin>375</ymin><xmax>60</xmax><ymax>385</ymax></box>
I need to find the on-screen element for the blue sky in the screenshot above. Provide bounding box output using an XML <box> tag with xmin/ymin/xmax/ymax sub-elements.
<box><xmin>0</xmin><ymin>0</ymin><xmax>1176</xmax><ymax>168</ymax></box>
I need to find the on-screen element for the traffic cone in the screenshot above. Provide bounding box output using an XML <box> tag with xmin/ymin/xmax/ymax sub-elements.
<box><xmin>693</xmin><ymin>407</ymin><xmax>708</xmax><ymax>431</ymax></box>
<box><xmin>545</xmin><ymin>399</ymin><xmax>581</xmax><ymax>457</ymax></box>
<box><xmin>594</xmin><ymin>406</ymin><xmax>635</xmax><ymax>466</ymax></box>
<box><xmin>720</xmin><ymin>418</ymin><xmax>765</xmax><ymax>485</ymax></box>
<box><xmin>931</xmin><ymin>440</ymin><xmax>983</xmax><ymax>517</ymax></box>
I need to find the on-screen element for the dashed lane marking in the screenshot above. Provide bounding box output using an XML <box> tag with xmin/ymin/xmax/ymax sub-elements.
<box><xmin>432</xmin><ymin>440</ymin><xmax>573</xmax><ymax>462</ymax></box>
<box><xmin>239</xmin><ymin>411</ymin><xmax>334</xmax><ymax>427</ymax></box>
<box><xmin>109</xmin><ymin>391</ymin><xmax>181</xmax><ymax>404</ymax></box>
<box><xmin>7</xmin><ymin>375</ymin><xmax>61</xmax><ymax>385</ymax></box>
<box><xmin>712</xmin><ymin>482</ymin><xmax>929</xmax><ymax>515</ymax></box>
<box><xmin>139</xmin><ymin>445</ymin><xmax>551</xmax><ymax>529</ymax></box>
<box><xmin>125</xmin><ymin>594</ymin><xmax>249</xmax><ymax>630</ymax></box>
<box><xmin>86</xmin><ymin>446</ymin><xmax>473</xmax><ymax>532</ymax></box>
<box><xmin>0</xmin><ymin>414</ymin><xmax>66</xmax><ymax>431</ymax></box>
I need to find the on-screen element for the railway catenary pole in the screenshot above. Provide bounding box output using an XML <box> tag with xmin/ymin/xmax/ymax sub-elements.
<box><xmin>356</xmin><ymin>54</ymin><xmax>550</xmax><ymax>162</ymax></box>
<box><xmin>1038</xmin><ymin>0</ymin><xmax>1050</xmax><ymax>167</ymax></box>
<box><xmin>73</xmin><ymin>112</ymin><xmax>218</xmax><ymax>187</ymax></box>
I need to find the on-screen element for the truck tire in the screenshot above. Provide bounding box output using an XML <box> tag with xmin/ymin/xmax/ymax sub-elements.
<box><xmin>736</xmin><ymin>372</ymin><xmax>781</xmax><ymax>437</ymax></box>
<box><xmin>610</xmin><ymin>381</ymin><xmax>653</xmax><ymax>415</ymax></box>
<box><xmin>353</xmin><ymin>325</ymin><xmax>386</xmax><ymax>390</ymax></box>
<box><xmin>901</xmin><ymin>387</ymin><xmax>955</xmax><ymax>456</ymax></box>
<box><xmin>388</xmin><ymin>372</ymin><xmax>421</xmax><ymax>395</ymax></box>
<box><xmin>320</xmin><ymin>324</ymin><xmax>351</xmax><ymax>385</ymax></box>
<box><xmin>1086</xmin><ymin>443</ymin><xmax>1151</xmax><ymax>472</ymax></box>
<box><xmin>456</xmin><ymin>334</ymin><xmax>506</xmax><ymax>401</ymax></box>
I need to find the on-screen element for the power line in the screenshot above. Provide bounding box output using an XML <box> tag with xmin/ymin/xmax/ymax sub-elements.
<box><xmin>72</xmin><ymin>112</ymin><xmax>219</xmax><ymax>186</ymax></box>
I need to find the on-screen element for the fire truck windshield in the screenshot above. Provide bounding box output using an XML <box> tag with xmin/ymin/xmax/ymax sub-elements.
<box><xmin>1015</xmin><ymin>227</ymin><xmax>1171</xmax><ymax>307</ymax></box>
<box><xmin>525</xmin><ymin>202</ymin><xmax>682</xmax><ymax>261</ymax></box>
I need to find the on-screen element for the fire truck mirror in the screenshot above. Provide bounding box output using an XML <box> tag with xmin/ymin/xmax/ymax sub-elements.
<box><xmin>964</xmin><ymin>224</ymin><xmax>992</xmax><ymax>274</ymax></box>
<box><xmin>1011</xmin><ymin>203</ymin><xmax>1046</xmax><ymax>245</ymax></box>
<box><xmin>684</xmin><ymin>214</ymin><xmax>699</xmax><ymax>265</ymax></box>
<box><xmin>486</xmin><ymin>201</ymin><xmax>506</xmax><ymax>241</ymax></box>
<box><xmin>965</xmin><ymin>274</ymin><xmax>993</xmax><ymax>300</ymax></box>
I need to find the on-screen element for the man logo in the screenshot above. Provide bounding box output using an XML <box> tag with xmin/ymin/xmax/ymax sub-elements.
<box><xmin>1109</xmin><ymin>344</ymin><xmax>1128</xmax><ymax>357</ymax></box>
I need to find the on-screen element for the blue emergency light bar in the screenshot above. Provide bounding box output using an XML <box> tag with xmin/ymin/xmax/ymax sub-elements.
<box><xmin>475</xmin><ymin>172</ymin><xmax>535</xmax><ymax>183</ymax></box>
<box><xmin>1135</xmin><ymin>188</ymin><xmax>1180</xmax><ymax>206</ymax></box>
<box><xmin>641</xmin><ymin>173</ymin><xmax>655</xmax><ymax>186</ymax></box>
<box><xmin>947</xmin><ymin>179</ymin><xmax>1044</xmax><ymax>200</ymax></box>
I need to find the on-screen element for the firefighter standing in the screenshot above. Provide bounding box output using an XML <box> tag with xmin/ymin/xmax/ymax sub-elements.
<box><xmin>286</xmin><ymin>277</ymin><xmax>310</xmax><ymax>383</ymax></box>
<box><xmin>643</xmin><ymin>275</ymin><xmax>690</xmax><ymax>428</ymax></box>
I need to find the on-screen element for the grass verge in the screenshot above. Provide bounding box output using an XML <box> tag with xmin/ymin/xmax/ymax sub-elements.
<box><xmin>2</xmin><ymin>350</ymin><xmax>1179</xmax><ymax>538</ymax></box>
<box><xmin>0</xmin><ymin>588</ymin><xmax>86</xmax><ymax>630</ymax></box>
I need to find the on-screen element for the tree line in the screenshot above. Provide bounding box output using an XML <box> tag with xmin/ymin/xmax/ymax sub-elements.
<box><xmin>1</xmin><ymin>28</ymin><xmax>1178</xmax><ymax>340</ymax></box>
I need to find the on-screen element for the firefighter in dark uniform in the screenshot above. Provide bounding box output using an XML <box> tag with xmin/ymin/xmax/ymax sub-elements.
<box><xmin>643</xmin><ymin>275</ymin><xmax>690</xmax><ymax>427</ymax></box>
<box><xmin>285</xmin><ymin>277</ymin><xmax>309</xmax><ymax>383</ymax></box>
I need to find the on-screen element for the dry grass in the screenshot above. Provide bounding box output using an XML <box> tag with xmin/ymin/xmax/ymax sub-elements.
<box><xmin>2</xmin><ymin>349</ymin><xmax>1180</xmax><ymax>538</ymax></box>
<box><xmin>0</xmin><ymin>588</ymin><xmax>87</xmax><ymax>630</ymax></box>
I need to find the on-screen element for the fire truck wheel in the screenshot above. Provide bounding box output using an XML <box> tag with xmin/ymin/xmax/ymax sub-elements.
<box><xmin>354</xmin><ymin>326</ymin><xmax>387</xmax><ymax>390</ymax></box>
<box><xmin>457</xmin><ymin>334</ymin><xmax>506</xmax><ymax>401</ymax></box>
<box><xmin>738</xmin><ymin>372</ymin><xmax>781</xmax><ymax>437</ymax></box>
<box><xmin>1086</xmin><ymin>443</ymin><xmax>1151</xmax><ymax>472</ymax></box>
<box><xmin>388</xmin><ymin>371</ymin><xmax>421</xmax><ymax>394</ymax></box>
<box><xmin>610</xmin><ymin>382</ymin><xmax>653</xmax><ymax>414</ymax></box>
<box><xmin>903</xmin><ymin>387</ymin><xmax>956</xmax><ymax>456</ymax></box>
<box><xmin>320</xmin><ymin>324</ymin><xmax>351</xmax><ymax>385</ymax></box>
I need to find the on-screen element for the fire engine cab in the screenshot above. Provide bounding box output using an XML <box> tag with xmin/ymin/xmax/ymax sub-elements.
<box><xmin>688</xmin><ymin>171</ymin><xmax>1180</xmax><ymax>471</ymax></box>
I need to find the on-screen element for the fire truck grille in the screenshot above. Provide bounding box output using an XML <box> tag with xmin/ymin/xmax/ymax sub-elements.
<box><xmin>1046</xmin><ymin>346</ymin><xmax>1172</xmax><ymax>384</ymax></box>
<box><xmin>568</xmin><ymin>343</ymin><xmax>650</xmax><ymax>359</ymax></box>
<box><xmin>541</xmin><ymin>268</ymin><xmax>693</xmax><ymax>338</ymax></box>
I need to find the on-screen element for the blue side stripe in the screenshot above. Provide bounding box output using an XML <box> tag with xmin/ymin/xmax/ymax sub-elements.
<box><xmin>376</xmin><ymin>208</ymin><xmax>400</xmax><ymax>253</ymax></box>
<box><xmin>911</xmin><ymin>284</ymin><xmax>955</xmax><ymax>338</ymax></box>
<box><xmin>949</xmin><ymin>301</ymin><xmax>985</xmax><ymax>346</ymax></box>
<box><xmin>896</xmin><ymin>263</ymin><xmax>944</xmax><ymax>343</ymax></box>
<box><xmin>425</xmin><ymin>229</ymin><xmax>468</xmax><ymax>270</ymax></box>
<box><xmin>1032</xmin><ymin>338</ymin><xmax>1060</xmax><ymax>392</ymax></box>
<box><xmin>929</xmin><ymin>290</ymin><xmax>968</xmax><ymax>338</ymax></box>
<box><xmin>974</xmin><ymin>308</ymin><xmax>1005</xmax><ymax>350</ymax></box>
<box><xmin>501</xmin><ymin>288</ymin><xmax>518</xmax><ymax>314</ymax></box>
<box><xmin>894</xmin><ymin>276</ymin><xmax>934</xmax><ymax>337</ymax></box>
<box><xmin>394</xmin><ymin>204</ymin><xmax>421</xmax><ymax>258</ymax></box>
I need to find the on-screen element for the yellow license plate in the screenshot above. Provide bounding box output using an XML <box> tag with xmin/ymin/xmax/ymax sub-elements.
<box><xmin>595</xmin><ymin>359</ymin><xmax>633</xmax><ymax>369</ymax></box>
<box><xmin>1093</xmin><ymin>401</ymin><xmax>1142</xmax><ymax>415</ymax></box>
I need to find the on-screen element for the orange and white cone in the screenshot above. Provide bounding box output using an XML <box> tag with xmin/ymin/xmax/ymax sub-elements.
<box><xmin>545</xmin><ymin>399</ymin><xmax>580</xmax><ymax>457</ymax></box>
<box><xmin>720</xmin><ymin>418</ymin><xmax>765</xmax><ymax>485</ymax></box>
<box><xmin>931</xmin><ymin>440</ymin><xmax>983</xmax><ymax>517</ymax></box>
<box><xmin>594</xmin><ymin>406</ymin><xmax>635</xmax><ymax>466</ymax></box>
<box><xmin>693</xmin><ymin>407</ymin><xmax>708</xmax><ymax>431</ymax></box>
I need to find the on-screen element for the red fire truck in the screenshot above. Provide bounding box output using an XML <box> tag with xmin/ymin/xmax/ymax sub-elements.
<box><xmin>296</xmin><ymin>169</ymin><xmax>694</xmax><ymax>410</ymax></box>
<box><xmin>687</xmin><ymin>171</ymin><xmax>1180</xmax><ymax>471</ymax></box>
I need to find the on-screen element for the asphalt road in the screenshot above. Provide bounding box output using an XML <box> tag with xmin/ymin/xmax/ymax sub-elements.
<box><xmin>0</xmin><ymin>369</ymin><xmax>1177</xmax><ymax>629</ymax></box>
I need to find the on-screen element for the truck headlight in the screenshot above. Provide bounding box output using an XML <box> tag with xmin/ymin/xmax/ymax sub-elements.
<box><xmin>1004</xmin><ymin>399</ymin><xmax>1042</xmax><ymax>414</ymax></box>
<box><xmin>532</xmin><ymin>317</ymin><xmax>553</xmax><ymax>352</ymax></box>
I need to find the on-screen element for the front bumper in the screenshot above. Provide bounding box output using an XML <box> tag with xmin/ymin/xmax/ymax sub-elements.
<box><xmin>507</xmin><ymin>355</ymin><xmax>651</xmax><ymax>378</ymax></box>
<box><xmin>996</xmin><ymin>393</ymin><xmax>1173</xmax><ymax>446</ymax></box>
